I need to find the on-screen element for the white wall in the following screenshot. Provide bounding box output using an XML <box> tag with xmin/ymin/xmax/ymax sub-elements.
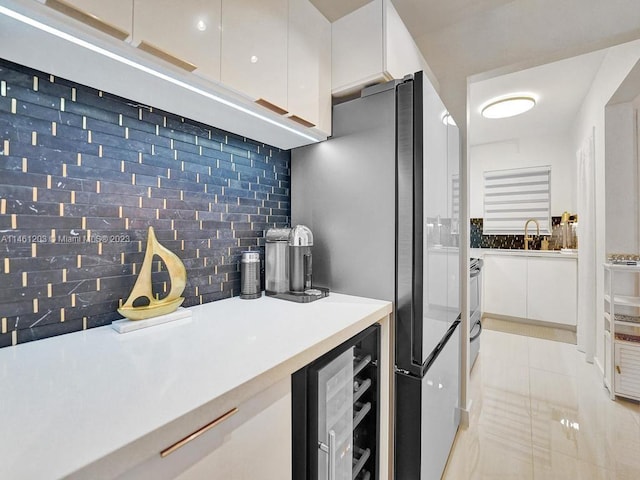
<box><xmin>570</xmin><ymin>39</ymin><xmax>640</xmax><ymax>372</ymax></box>
<box><xmin>469</xmin><ymin>133</ymin><xmax>575</xmax><ymax>219</ymax></box>
<box><xmin>605</xmin><ymin>102</ymin><xmax>638</xmax><ymax>254</ymax></box>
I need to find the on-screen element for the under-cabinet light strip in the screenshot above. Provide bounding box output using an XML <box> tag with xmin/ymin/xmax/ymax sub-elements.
<box><xmin>0</xmin><ymin>5</ymin><xmax>319</xmax><ymax>143</ymax></box>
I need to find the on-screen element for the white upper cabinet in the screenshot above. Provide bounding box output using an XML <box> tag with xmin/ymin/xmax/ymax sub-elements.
<box><xmin>221</xmin><ymin>0</ymin><xmax>289</xmax><ymax>113</ymax></box>
<box><xmin>221</xmin><ymin>0</ymin><xmax>331</xmax><ymax>135</ymax></box>
<box><xmin>132</xmin><ymin>0</ymin><xmax>221</xmax><ymax>81</ymax></box>
<box><xmin>332</xmin><ymin>0</ymin><xmax>428</xmax><ymax>96</ymax></box>
<box><xmin>288</xmin><ymin>0</ymin><xmax>331</xmax><ymax>133</ymax></box>
<box><xmin>24</xmin><ymin>0</ymin><xmax>330</xmax><ymax>147</ymax></box>
<box><xmin>39</xmin><ymin>0</ymin><xmax>133</xmax><ymax>40</ymax></box>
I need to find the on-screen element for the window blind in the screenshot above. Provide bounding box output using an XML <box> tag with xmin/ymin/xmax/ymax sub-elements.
<box><xmin>483</xmin><ymin>166</ymin><xmax>551</xmax><ymax>235</ymax></box>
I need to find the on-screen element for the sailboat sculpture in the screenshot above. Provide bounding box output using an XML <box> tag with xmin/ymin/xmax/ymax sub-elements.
<box><xmin>118</xmin><ymin>226</ymin><xmax>187</xmax><ymax>321</ymax></box>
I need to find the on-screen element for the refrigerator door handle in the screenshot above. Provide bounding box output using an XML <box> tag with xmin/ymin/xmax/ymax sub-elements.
<box><xmin>420</xmin><ymin>315</ymin><xmax>461</xmax><ymax>376</ymax></box>
<box><xmin>395</xmin><ymin>73</ymin><xmax>425</xmax><ymax>376</ymax></box>
<box><xmin>318</xmin><ymin>430</ymin><xmax>337</xmax><ymax>480</ymax></box>
<box><xmin>470</xmin><ymin>317</ymin><xmax>482</xmax><ymax>342</ymax></box>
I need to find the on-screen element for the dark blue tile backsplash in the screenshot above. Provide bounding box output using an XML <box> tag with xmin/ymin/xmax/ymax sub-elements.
<box><xmin>470</xmin><ymin>217</ymin><xmax>562</xmax><ymax>250</ymax></box>
<box><xmin>0</xmin><ymin>58</ymin><xmax>291</xmax><ymax>348</ymax></box>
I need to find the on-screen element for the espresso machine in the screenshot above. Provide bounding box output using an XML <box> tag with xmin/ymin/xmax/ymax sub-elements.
<box><xmin>265</xmin><ymin>225</ymin><xmax>329</xmax><ymax>302</ymax></box>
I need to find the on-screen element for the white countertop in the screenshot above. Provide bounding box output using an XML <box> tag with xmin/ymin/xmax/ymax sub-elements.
<box><xmin>0</xmin><ymin>293</ymin><xmax>392</xmax><ymax>480</ymax></box>
<box><xmin>471</xmin><ymin>247</ymin><xmax>578</xmax><ymax>259</ymax></box>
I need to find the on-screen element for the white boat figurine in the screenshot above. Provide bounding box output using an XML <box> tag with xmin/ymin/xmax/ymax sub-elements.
<box><xmin>118</xmin><ymin>226</ymin><xmax>187</xmax><ymax>321</ymax></box>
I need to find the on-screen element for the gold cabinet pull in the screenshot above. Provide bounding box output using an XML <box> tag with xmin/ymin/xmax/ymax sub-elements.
<box><xmin>137</xmin><ymin>41</ymin><xmax>198</xmax><ymax>72</ymax></box>
<box><xmin>160</xmin><ymin>407</ymin><xmax>238</xmax><ymax>457</ymax></box>
<box><xmin>255</xmin><ymin>98</ymin><xmax>289</xmax><ymax>116</ymax></box>
<box><xmin>45</xmin><ymin>0</ymin><xmax>130</xmax><ymax>40</ymax></box>
<box><xmin>288</xmin><ymin>115</ymin><xmax>316</xmax><ymax>128</ymax></box>
<box><xmin>616</xmin><ymin>365</ymin><xmax>622</xmax><ymax>374</ymax></box>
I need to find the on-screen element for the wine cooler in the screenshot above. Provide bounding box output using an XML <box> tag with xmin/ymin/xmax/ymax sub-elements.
<box><xmin>292</xmin><ymin>324</ymin><xmax>381</xmax><ymax>480</ymax></box>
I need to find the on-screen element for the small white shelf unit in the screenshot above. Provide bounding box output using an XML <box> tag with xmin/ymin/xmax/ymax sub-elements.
<box><xmin>603</xmin><ymin>263</ymin><xmax>640</xmax><ymax>401</ymax></box>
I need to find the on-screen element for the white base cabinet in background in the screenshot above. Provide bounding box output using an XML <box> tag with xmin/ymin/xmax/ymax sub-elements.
<box><xmin>118</xmin><ymin>378</ymin><xmax>292</xmax><ymax>480</ymax></box>
<box><xmin>614</xmin><ymin>342</ymin><xmax>640</xmax><ymax>400</ymax></box>
<box><xmin>483</xmin><ymin>255</ymin><xmax>527</xmax><ymax>319</ymax></box>
<box><xmin>483</xmin><ymin>253</ymin><xmax>577</xmax><ymax>327</ymax></box>
<box><xmin>527</xmin><ymin>257</ymin><xmax>577</xmax><ymax>326</ymax></box>
<box><xmin>603</xmin><ymin>263</ymin><xmax>640</xmax><ymax>401</ymax></box>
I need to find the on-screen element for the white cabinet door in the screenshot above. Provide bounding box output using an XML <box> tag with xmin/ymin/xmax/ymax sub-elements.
<box><xmin>176</xmin><ymin>382</ymin><xmax>291</xmax><ymax>480</ymax></box>
<box><xmin>527</xmin><ymin>257</ymin><xmax>577</xmax><ymax>326</ymax></box>
<box><xmin>614</xmin><ymin>342</ymin><xmax>640</xmax><ymax>400</ymax></box>
<box><xmin>118</xmin><ymin>378</ymin><xmax>291</xmax><ymax>480</ymax></box>
<box><xmin>221</xmin><ymin>0</ymin><xmax>288</xmax><ymax>112</ymax></box>
<box><xmin>483</xmin><ymin>255</ymin><xmax>527</xmax><ymax>318</ymax></box>
<box><xmin>40</xmin><ymin>0</ymin><xmax>133</xmax><ymax>39</ymax></box>
<box><xmin>331</xmin><ymin>0</ymin><xmax>384</xmax><ymax>94</ymax></box>
<box><xmin>288</xmin><ymin>0</ymin><xmax>331</xmax><ymax>134</ymax></box>
<box><xmin>132</xmin><ymin>0</ymin><xmax>221</xmax><ymax>80</ymax></box>
<box><xmin>331</xmin><ymin>0</ymin><xmax>425</xmax><ymax>96</ymax></box>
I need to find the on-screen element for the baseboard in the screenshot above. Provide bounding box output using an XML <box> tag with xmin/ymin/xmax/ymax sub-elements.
<box><xmin>457</xmin><ymin>400</ymin><xmax>472</xmax><ymax>428</ymax></box>
<box><xmin>482</xmin><ymin>313</ymin><xmax>576</xmax><ymax>332</ymax></box>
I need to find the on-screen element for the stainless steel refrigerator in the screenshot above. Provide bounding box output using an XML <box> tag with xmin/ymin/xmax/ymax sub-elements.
<box><xmin>292</xmin><ymin>72</ymin><xmax>461</xmax><ymax>479</ymax></box>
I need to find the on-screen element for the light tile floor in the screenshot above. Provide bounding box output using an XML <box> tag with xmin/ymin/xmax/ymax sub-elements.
<box><xmin>442</xmin><ymin>329</ymin><xmax>640</xmax><ymax>479</ymax></box>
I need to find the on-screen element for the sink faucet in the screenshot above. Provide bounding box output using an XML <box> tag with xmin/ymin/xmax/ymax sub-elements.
<box><xmin>524</xmin><ymin>218</ymin><xmax>540</xmax><ymax>250</ymax></box>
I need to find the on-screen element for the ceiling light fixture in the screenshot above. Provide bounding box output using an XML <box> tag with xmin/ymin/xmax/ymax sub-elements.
<box><xmin>441</xmin><ymin>112</ymin><xmax>456</xmax><ymax>127</ymax></box>
<box><xmin>481</xmin><ymin>95</ymin><xmax>536</xmax><ymax>119</ymax></box>
<box><xmin>0</xmin><ymin>5</ymin><xmax>319</xmax><ymax>143</ymax></box>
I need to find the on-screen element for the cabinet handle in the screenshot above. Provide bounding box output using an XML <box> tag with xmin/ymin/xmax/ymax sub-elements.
<box><xmin>616</xmin><ymin>365</ymin><xmax>622</xmax><ymax>374</ymax></box>
<box><xmin>137</xmin><ymin>41</ymin><xmax>197</xmax><ymax>72</ymax></box>
<box><xmin>288</xmin><ymin>115</ymin><xmax>316</xmax><ymax>128</ymax></box>
<box><xmin>45</xmin><ymin>0</ymin><xmax>130</xmax><ymax>41</ymax></box>
<box><xmin>255</xmin><ymin>98</ymin><xmax>289</xmax><ymax>116</ymax></box>
<box><xmin>160</xmin><ymin>407</ymin><xmax>238</xmax><ymax>458</ymax></box>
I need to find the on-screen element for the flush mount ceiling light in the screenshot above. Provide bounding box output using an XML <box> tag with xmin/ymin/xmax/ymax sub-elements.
<box><xmin>196</xmin><ymin>19</ymin><xmax>207</xmax><ymax>31</ymax></box>
<box><xmin>441</xmin><ymin>112</ymin><xmax>456</xmax><ymax>126</ymax></box>
<box><xmin>481</xmin><ymin>96</ymin><xmax>536</xmax><ymax>119</ymax></box>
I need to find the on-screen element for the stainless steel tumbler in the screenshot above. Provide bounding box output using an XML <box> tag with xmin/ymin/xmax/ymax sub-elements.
<box><xmin>240</xmin><ymin>251</ymin><xmax>261</xmax><ymax>299</ymax></box>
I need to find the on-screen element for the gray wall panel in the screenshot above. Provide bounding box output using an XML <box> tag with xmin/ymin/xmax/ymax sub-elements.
<box><xmin>291</xmin><ymin>89</ymin><xmax>396</xmax><ymax>302</ymax></box>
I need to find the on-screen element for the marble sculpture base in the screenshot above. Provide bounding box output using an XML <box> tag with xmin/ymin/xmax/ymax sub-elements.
<box><xmin>111</xmin><ymin>307</ymin><xmax>192</xmax><ymax>334</ymax></box>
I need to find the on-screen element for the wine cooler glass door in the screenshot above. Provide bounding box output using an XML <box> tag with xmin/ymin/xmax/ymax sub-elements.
<box><xmin>316</xmin><ymin>347</ymin><xmax>354</xmax><ymax>480</ymax></box>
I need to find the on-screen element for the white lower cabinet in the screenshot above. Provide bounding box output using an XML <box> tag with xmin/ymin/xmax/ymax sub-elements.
<box><xmin>119</xmin><ymin>377</ymin><xmax>291</xmax><ymax>480</ymax></box>
<box><xmin>527</xmin><ymin>257</ymin><xmax>577</xmax><ymax>326</ymax></box>
<box><xmin>614</xmin><ymin>342</ymin><xmax>640</xmax><ymax>400</ymax></box>
<box><xmin>483</xmin><ymin>254</ymin><xmax>577</xmax><ymax>326</ymax></box>
<box><xmin>483</xmin><ymin>255</ymin><xmax>527</xmax><ymax>318</ymax></box>
<box><xmin>603</xmin><ymin>263</ymin><xmax>640</xmax><ymax>401</ymax></box>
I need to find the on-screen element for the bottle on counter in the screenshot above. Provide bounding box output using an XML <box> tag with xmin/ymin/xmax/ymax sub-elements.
<box><xmin>541</xmin><ymin>237</ymin><xmax>549</xmax><ymax>250</ymax></box>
